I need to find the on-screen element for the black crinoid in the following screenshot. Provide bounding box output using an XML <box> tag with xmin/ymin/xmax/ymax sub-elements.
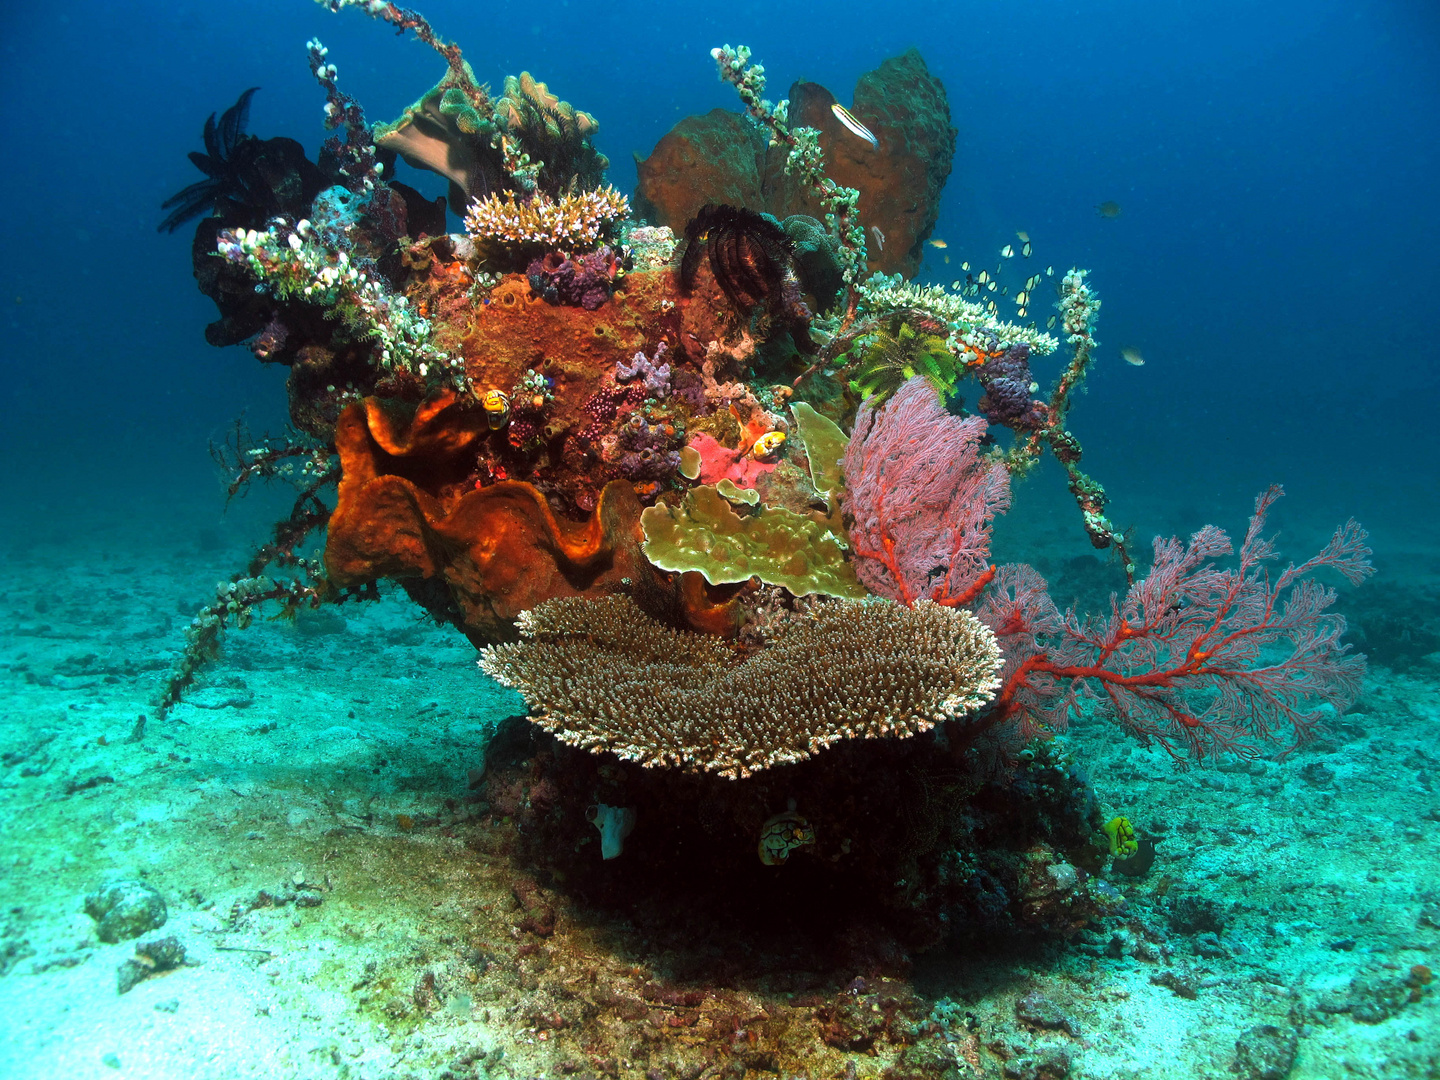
<box><xmin>680</xmin><ymin>204</ymin><xmax>817</xmax><ymax>355</ymax></box>
<box><xmin>158</xmin><ymin>88</ymin><xmax>326</xmax><ymax>234</ymax></box>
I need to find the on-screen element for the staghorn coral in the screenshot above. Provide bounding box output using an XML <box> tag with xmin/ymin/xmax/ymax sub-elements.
<box><xmin>464</xmin><ymin>186</ymin><xmax>630</xmax><ymax>261</ymax></box>
<box><xmin>478</xmin><ymin>594</ymin><xmax>1002</xmax><ymax>778</ymax></box>
<box><xmin>857</xmin><ymin>274</ymin><xmax>1057</xmax><ymax>357</ymax></box>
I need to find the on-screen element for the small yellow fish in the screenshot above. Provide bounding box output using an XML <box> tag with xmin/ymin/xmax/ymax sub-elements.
<box><xmin>481</xmin><ymin>389</ymin><xmax>510</xmax><ymax>428</ymax></box>
<box><xmin>1021</xmin><ymin>241</ymin><xmax>1033</xmax><ymax>257</ymax></box>
<box><xmin>977</xmin><ymin>269</ymin><xmax>990</xmax><ymax>283</ymax></box>
<box><xmin>1046</xmin><ymin>265</ymin><xmax>1054</xmax><ymax>276</ymax></box>
<box><xmin>1016</xmin><ymin>291</ymin><xmax>1028</xmax><ymax>306</ymax></box>
<box><xmin>1000</xmin><ymin>244</ymin><xmax>1014</xmax><ymax>258</ymax></box>
<box><xmin>1016</xmin><ymin>308</ymin><xmax>1027</xmax><ymax>318</ymax></box>
<box><xmin>830</xmin><ymin>103</ymin><xmax>878</xmax><ymax>149</ymax></box>
<box><xmin>961</xmin><ymin>261</ymin><xmax>970</xmax><ymax>272</ymax></box>
<box><xmin>927</xmin><ymin>238</ymin><xmax>948</xmax><ymax>249</ymax></box>
<box><xmin>986</xmin><ymin>280</ymin><xmax>997</xmax><ymax>292</ymax></box>
<box><xmin>1000</xmin><ymin>286</ymin><xmax>1009</xmax><ymax>296</ymax></box>
<box><xmin>1121</xmin><ymin>347</ymin><xmax>1145</xmax><ymax>367</ymax></box>
<box><xmin>1096</xmin><ymin>200</ymin><xmax>1122</xmax><ymax>219</ymax></box>
<box><xmin>944</xmin><ymin>255</ymin><xmax>950</xmax><ymax>263</ymax></box>
<box><xmin>751</xmin><ymin>431</ymin><xmax>787</xmax><ymax>458</ymax></box>
<box><xmin>1016</xmin><ymin>230</ymin><xmax>1030</xmax><ymax>242</ymax></box>
<box><xmin>951</xmin><ymin>280</ymin><xmax>962</xmax><ymax>290</ymax></box>
<box><xmin>1046</xmin><ymin>315</ymin><xmax>1057</xmax><ymax>329</ymax></box>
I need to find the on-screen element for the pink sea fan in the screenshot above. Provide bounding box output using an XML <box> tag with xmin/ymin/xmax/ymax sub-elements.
<box><xmin>841</xmin><ymin>376</ymin><xmax>1011</xmax><ymax>605</ymax></box>
<box><xmin>978</xmin><ymin>486</ymin><xmax>1373</xmax><ymax>761</ymax></box>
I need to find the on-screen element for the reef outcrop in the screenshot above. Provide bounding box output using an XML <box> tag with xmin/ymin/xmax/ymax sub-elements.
<box><xmin>159</xmin><ymin>23</ymin><xmax>1373</xmax><ymax>1065</ymax></box>
<box><xmin>635</xmin><ymin>49</ymin><xmax>956</xmax><ymax>278</ymax></box>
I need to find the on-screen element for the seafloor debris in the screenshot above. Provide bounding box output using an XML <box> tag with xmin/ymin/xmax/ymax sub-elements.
<box><xmin>116</xmin><ymin>935</ymin><xmax>187</xmax><ymax>995</ymax></box>
<box><xmin>84</xmin><ymin>880</ymin><xmax>167</xmax><ymax>944</ymax></box>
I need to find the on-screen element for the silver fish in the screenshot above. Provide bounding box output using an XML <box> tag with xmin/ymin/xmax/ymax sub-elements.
<box><xmin>831</xmin><ymin>103</ymin><xmax>878</xmax><ymax>149</ymax></box>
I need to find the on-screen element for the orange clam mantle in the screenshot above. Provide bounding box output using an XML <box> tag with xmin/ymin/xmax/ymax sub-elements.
<box><xmin>325</xmin><ymin>392</ymin><xmax>739</xmax><ymax>644</ymax></box>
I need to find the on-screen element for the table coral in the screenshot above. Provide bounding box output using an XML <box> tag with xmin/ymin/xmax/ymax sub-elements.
<box><xmin>479</xmin><ymin>594</ymin><xmax>1001</xmax><ymax>778</ymax></box>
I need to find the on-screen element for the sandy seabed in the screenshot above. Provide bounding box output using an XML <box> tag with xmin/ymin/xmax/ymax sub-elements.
<box><xmin>1</xmin><ymin>485</ymin><xmax>1437</xmax><ymax>1080</ymax></box>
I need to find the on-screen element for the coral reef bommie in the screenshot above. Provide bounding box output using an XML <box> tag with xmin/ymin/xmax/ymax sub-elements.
<box><xmin>155</xmin><ymin>20</ymin><xmax>1374</xmax><ymax>1067</ymax></box>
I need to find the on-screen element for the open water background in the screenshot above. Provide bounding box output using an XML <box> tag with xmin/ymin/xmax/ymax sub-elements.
<box><xmin>1</xmin><ymin>0</ymin><xmax>1436</xmax><ymax>557</ymax></box>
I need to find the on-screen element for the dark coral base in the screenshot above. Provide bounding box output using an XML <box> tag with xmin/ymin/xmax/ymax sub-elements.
<box><xmin>480</xmin><ymin>720</ymin><xmax>1112</xmax><ymax>971</ymax></box>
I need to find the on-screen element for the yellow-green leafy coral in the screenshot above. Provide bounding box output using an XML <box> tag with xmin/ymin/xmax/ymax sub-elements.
<box><xmin>715</xmin><ymin>478</ymin><xmax>760</xmax><ymax>505</ymax></box>
<box><xmin>641</xmin><ymin>485</ymin><xmax>865</xmax><ymax>598</ymax></box>
<box><xmin>789</xmin><ymin>402</ymin><xmax>848</xmax><ymax>499</ymax></box>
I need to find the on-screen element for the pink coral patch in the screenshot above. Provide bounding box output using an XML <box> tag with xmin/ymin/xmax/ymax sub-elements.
<box><xmin>687</xmin><ymin>432</ymin><xmax>777</xmax><ymax>488</ymax></box>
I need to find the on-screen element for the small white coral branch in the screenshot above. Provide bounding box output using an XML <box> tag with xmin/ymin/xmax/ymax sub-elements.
<box><xmin>216</xmin><ymin>222</ymin><xmax>467</xmax><ymax>391</ymax></box>
<box><xmin>463</xmin><ymin>186</ymin><xmax>629</xmax><ymax>255</ymax></box>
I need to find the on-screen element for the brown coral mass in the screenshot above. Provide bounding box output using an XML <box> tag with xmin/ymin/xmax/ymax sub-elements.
<box><xmin>321</xmin><ymin>261</ymin><xmax>767</xmax><ymax>645</ymax></box>
<box><xmin>634</xmin><ymin>49</ymin><xmax>956</xmax><ymax>278</ymax></box>
<box><xmin>325</xmin><ymin>393</ymin><xmax>657</xmax><ymax>644</ymax></box>
<box><xmin>458</xmin><ymin>270</ymin><xmax>684</xmax><ymax>403</ymax></box>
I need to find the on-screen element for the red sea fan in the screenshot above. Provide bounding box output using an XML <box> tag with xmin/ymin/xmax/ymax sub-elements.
<box><xmin>841</xmin><ymin>376</ymin><xmax>1011</xmax><ymax>606</ymax></box>
<box><xmin>978</xmin><ymin>486</ymin><xmax>1373</xmax><ymax>762</ymax></box>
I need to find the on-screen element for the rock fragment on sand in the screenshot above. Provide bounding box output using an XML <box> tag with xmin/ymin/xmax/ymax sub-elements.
<box><xmin>1233</xmin><ymin>1024</ymin><xmax>1299</xmax><ymax>1080</ymax></box>
<box><xmin>117</xmin><ymin>935</ymin><xmax>187</xmax><ymax>994</ymax></box>
<box><xmin>84</xmin><ymin>879</ymin><xmax>168</xmax><ymax>943</ymax></box>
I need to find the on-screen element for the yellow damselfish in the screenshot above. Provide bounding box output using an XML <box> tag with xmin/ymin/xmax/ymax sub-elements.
<box><xmin>1102</xmin><ymin>816</ymin><xmax>1139</xmax><ymax>858</ymax></box>
<box><xmin>751</xmin><ymin>431</ymin><xmax>787</xmax><ymax>458</ymax></box>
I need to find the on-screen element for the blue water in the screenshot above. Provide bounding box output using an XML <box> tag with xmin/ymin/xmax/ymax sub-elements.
<box><xmin>2</xmin><ymin>0</ymin><xmax>1435</xmax><ymax>552</ymax></box>
<box><xmin>2</xmin><ymin>0</ymin><xmax>1436</xmax><ymax>544</ymax></box>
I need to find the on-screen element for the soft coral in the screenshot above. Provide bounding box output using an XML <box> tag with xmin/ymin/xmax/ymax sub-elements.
<box><xmin>977</xmin><ymin>486</ymin><xmax>1372</xmax><ymax>761</ymax></box>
